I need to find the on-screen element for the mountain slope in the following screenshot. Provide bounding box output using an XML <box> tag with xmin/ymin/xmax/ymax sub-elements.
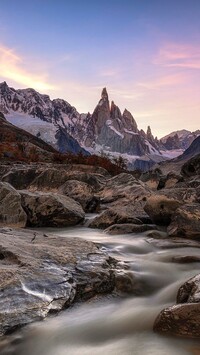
<box><xmin>157</xmin><ymin>135</ymin><xmax>200</xmax><ymax>175</ymax></box>
<box><xmin>0</xmin><ymin>82</ymin><xmax>88</xmax><ymax>156</ymax></box>
<box><xmin>0</xmin><ymin>112</ymin><xmax>57</xmax><ymax>161</ymax></box>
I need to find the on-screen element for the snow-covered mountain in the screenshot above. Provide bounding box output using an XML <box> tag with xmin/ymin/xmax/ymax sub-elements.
<box><xmin>160</xmin><ymin>129</ymin><xmax>200</xmax><ymax>150</ymax></box>
<box><xmin>0</xmin><ymin>81</ymin><xmax>195</xmax><ymax>170</ymax></box>
<box><xmin>0</xmin><ymin>81</ymin><xmax>88</xmax><ymax>155</ymax></box>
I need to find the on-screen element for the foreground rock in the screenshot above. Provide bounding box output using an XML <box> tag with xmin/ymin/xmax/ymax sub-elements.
<box><xmin>19</xmin><ymin>190</ymin><xmax>85</xmax><ymax>227</ymax></box>
<box><xmin>168</xmin><ymin>203</ymin><xmax>200</xmax><ymax>239</ymax></box>
<box><xmin>105</xmin><ymin>223</ymin><xmax>157</xmax><ymax>235</ymax></box>
<box><xmin>154</xmin><ymin>303</ymin><xmax>200</xmax><ymax>338</ymax></box>
<box><xmin>0</xmin><ymin>182</ymin><xmax>27</xmax><ymax>228</ymax></box>
<box><xmin>99</xmin><ymin>173</ymin><xmax>151</xmax><ymax>219</ymax></box>
<box><xmin>0</xmin><ymin>228</ymin><xmax>117</xmax><ymax>335</ymax></box>
<box><xmin>88</xmin><ymin>208</ymin><xmax>143</xmax><ymax>229</ymax></box>
<box><xmin>154</xmin><ymin>274</ymin><xmax>200</xmax><ymax>338</ymax></box>
<box><xmin>144</xmin><ymin>195</ymin><xmax>182</xmax><ymax>225</ymax></box>
<box><xmin>58</xmin><ymin>180</ymin><xmax>100</xmax><ymax>212</ymax></box>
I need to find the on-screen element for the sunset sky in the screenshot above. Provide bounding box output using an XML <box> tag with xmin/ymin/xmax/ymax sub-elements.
<box><xmin>0</xmin><ymin>0</ymin><xmax>199</xmax><ymax>137</ymax></box>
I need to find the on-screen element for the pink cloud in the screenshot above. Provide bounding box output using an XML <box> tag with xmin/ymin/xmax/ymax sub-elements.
<box><xmin>154</xmin><ymin>43</ymin><xmax>200</xmax><ymax>70</ymax></box>
<box><xmin>137</xmin><ymin>73</ymin><xmax>186</xmax><ymax>90</ymax></box>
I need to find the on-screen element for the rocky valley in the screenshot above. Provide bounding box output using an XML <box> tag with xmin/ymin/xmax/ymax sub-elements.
<box><xmin>0</xmin><ymin>84</ymin><xmax>200</xmax><ymax>354</ymax></box>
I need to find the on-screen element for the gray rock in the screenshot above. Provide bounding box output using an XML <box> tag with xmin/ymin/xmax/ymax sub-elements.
<box><xmin>58</xmin><ymin>180</ymin><xmax>100</xmax><ymax>212</ymax></box>
<box><xmin>88</xmin><ymin>209</ymin><xmax>142</xmax><ymax>229</ymax></box>
<box><xmin>154</xmin><ymin>302</ymin><xmax>200</xmax><ymax>338</ymax></box>
<box><xmin>104</xmin><ymin>223</ymin><xmax>157</xmax><ymax>235</ymax></box>
<box><xmin>168</xmin><ymin>203</ymin><xmax>200</xmax><ymax>239</ymax></box>
<box><xmin>0</xmin><ymin>227</ymin><xmax>116</xmax><ymax>335</ymax></box>
<box><xmin>19</xmin><ymin>190</ymin><xmax>85</xmax><ymax>227</ymax></box>
<box><xmin>154</xmin><ymin>273</ymin><xmax>200</xmax><ymax>338</ymax></box>
<box><xmin>144</xmin><ymin>195</ymin><xmax>182</xmax><ymax>225</ymax></box>
<box><xmin>0</xmin><ymin>182</ymin><xmax>27</xmax><ymax>227</ymax></box>
<box><xmin>177</xmin><ymin>274</ymin><xmax>200</xmax><ymax>303</ymax></box>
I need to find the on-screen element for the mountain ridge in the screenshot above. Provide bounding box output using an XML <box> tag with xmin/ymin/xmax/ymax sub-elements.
<box><xmin>0</xmin><ymin>81</ymin><xmax>199</xmax><ymax>170</ymax></box>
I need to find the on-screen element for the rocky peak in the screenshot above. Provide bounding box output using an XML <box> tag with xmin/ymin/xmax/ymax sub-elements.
<box><xmin>0</xmin><ymin>81</ymin><xmax>9</xmax><ymax>92</ymax></box>
<box><xmin>146</xmin><ymin>126</ymin><xmax>154</xmax><ymax>141</ymax></box>
<box><xmin>101</xmin><ymin>87</ymin><xmax>108</xmax><ymax>101</ymax></box>
<box><xmin>122</xmin><ymin>109</ymin><xmax>138</xmax><ymax>132</ymax></box>
<box><xmin>110</xmin><ymin>101</ymin><xmax>122</xmax><ymax>120</ymax></box>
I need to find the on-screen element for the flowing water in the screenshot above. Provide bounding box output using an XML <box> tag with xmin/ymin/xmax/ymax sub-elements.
<box><xmin>14</xmin><ymin>226</ymin><xmax>200</xmax><ymax>354</ymax></box>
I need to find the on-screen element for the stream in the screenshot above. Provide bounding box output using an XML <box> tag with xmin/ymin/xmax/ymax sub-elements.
<box><xmin>12</xmin><ymin>226</ymin><xmax>200</xmax><ymax>354</ymax></box>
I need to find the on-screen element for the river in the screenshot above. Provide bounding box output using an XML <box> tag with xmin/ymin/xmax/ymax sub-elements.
<box><xmin>13</xmin><ymin>225</ymin><xmax>200</xmax><ymax>355</ymax></box>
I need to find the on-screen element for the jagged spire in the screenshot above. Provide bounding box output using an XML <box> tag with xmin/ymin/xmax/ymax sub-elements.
<box><xmin>101</xmin><ymin>87</ymin><xmax>108</xmax><ymax>100</ymax></box>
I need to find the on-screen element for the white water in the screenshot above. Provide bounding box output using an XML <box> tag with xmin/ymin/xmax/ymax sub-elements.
<box><xmin>16</xmin><ymin>227</ymin><xmax>200</xmax><ymax>355</ymax></box>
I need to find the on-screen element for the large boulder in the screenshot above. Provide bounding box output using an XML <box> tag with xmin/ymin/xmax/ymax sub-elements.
<box><xmin>58</xmin><ymin>180</ymin><xmax>100</xmax><ymax>212</ymax></box>
<box><xmin>177</xmin><ymin>274</ymin><xmax>200</xmax><ymax>303</ymax></box>
<box><xmin>168</xmin><ymin>203</ymin><xmax>200</xmax><ymax>239</ymax></box>
<box><xmin>154</xmin><ymin>273</ymin><xmax>200</xmax><ymax>338</ymax></box>
<box><xmin>144</xmin><ymin>195</ymin><xmax>182</xmax><ymax>225</ymax></box>
<box><xmin>99</xmin><ymin>173</ymin><xmax>151</xmax><ymax>220</ymax></box>
<box><xmin>0</xmin><ymin>228</ymin><xmax>116</xmax><ymax>336</ymax></box>
<box><xmin>0</xmin><ymin>182</ymin><xmax>27</xmax><ymax>227</ymax></box>
<box><xmin>2</xmin><ymin>167</ymin><xmax>41</xmax><ymax>189</ymax></box>
<box><xmin>88</xmin><ymin>208</ymin><xmax>143</xmax><ymax>229</ymax></box>
<box><xmin>154</xmin><ymin>303</ymin><xmax>200</xmax><ymax>338</ymax></box>
<box><xmin>30</xmin><ymin>168</ymin><xmax>107</xmax><ymax>192</ymax></box>
<box><xmin>19</xmin><ymin>190</ymin><xmax>85</xmax><ymax>227</ymax></box>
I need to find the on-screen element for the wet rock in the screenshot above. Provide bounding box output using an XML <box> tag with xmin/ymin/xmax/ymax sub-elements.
<box><xmin>154</xmin><ymin>303</ymin><xmax>200</xmax><ymax>338</ymax></box>
<box><xmin>115</xmin><ymin>270</ymin><xmax>140</xmax><ymax>294</ymax></box>
<box><xmin>104</xmin><ymin>223</ymin><xmax>157</xmax><ymax>235</ymax></box>
<box><xmin>168</xmin><ymin>203</ymin><xmax>200</xmax><ymax>239</ymax></box>
<box><xmin>19</xmin><ymin>190</ymin><xmax>85</xmax><ymax>227</ymax></box>
<box><xmin>144</xmin><ymin>195</ymin><xmax>182</xmax><ymax>225</ymax></box>
<box><xmin>0</xmin><ymin>182</ymin><xmax>27</xmax><ymax>227</ymax></box>
<box><xmin>154</xmin><ymin>273</ymin><xmax>200</xmax><ymax>338</ymax></box>
<box><xmin>147</xmin><ymin>237</ymin><xmax>200</xmax><ymax>249</ymax></box>
<box><xmin>177</xmin><ymin>274</ymin><xmax>200</xmax><ymax>303</ymax></box>
<box><xmin>0</xmin><ymin>228</ymin><xmax>117</xmax><ymax>335</ymax></box>
<box><xmin>58</xmin><ymin>180</ymin><xmax>100</xmax><ymax>212</ymax></box>
<box><xmin>88</xmin><ymin>208</ymin><xmax>143</xmax><ymax>229</ymax></box>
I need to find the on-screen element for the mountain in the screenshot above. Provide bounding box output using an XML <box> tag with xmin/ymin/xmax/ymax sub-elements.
<box><xmin>0</xmin><ymin>81</ymin><xmax>194</xmax><ymax>171</ymax></box>
<box><xmin>0</xmin><ymin>111</ymin><xmax>57</xmax><ymax>161</ymax></box>
<box><xmin>160</xmin><ymin>129</ymin><xmax>200</xmax><ymax>150</ymax></box>
<box><xmin>0</xmin><ymin>82</ymin><xmax>88</xmax><ymax>156</ymax></box>
<box><xmin>156</xmin><ymin>135</ymin><xmax>200</xmax><ymax>175</ymax></box>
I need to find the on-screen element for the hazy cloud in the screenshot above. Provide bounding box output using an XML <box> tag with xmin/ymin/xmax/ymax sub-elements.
<box><xmin>0</xmin><ymin>44</ymin><xmax>56</xmax><ymax>91</ymax></box>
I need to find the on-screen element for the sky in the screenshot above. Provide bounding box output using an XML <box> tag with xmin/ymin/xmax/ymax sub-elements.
<box><xmin>0</xmin><ymin>0</ymin><xmax>199</xmax><ymax>138</ymax></box>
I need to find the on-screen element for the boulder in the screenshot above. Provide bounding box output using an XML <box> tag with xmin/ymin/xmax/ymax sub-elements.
<box><xmin>154</xmin><ymin>273</ymin><xmax>200</xmax><ymax>338</ymax></box>
<box><xmin>88</xmin><ymin>208</ymin><xmax>143</xmax><ymax>229</ymax></box>
<box><xmin>0</xmin><ymin>182</ymin><xmax>27</xmax><ymax>227</ymax></box>
<box><xmin>177</xmin><ymin>274</ymin><xmax>200</xmax><ymax>303</ymax></box>
<box><xmin>104</xmin><ymin>223</ymin><xmax>157</xmax><ymax>235</ymax></box>
<box><xmin>157</xmin><ymin>187</ymin><xmax>197</xmax><ymax>204</ymax></box>
<box><xmin>99</xmin><ymin>173</ymin><xmax>151</xmax><ymax>220</ymax></box>
<box><xmin>154</xmin><ymin>303</ymin><xmax>200</xmax><ymax>338</ymax></box>
<box><xmin>30</xmin><ymin>168</ymin><xmax>106</xmax><ymax>192</ymax></box>
<box><xmin>144</xmin><ymin>195</ymin><xmax>182</xmax><ymax>225</ymax></box>
<box><xmin>0</xmin><ymin>227</ymin><xmax>116</xmax><ymax>335</ymax></box>
<box><xmin>58</xmin><ymin>180</ymin><xmax>100</xmax><ymax>212</ymax></box>
<box><xmin>2</xmin><ymin>167</ymin><xmax>40</xmax><ymax>189</ymax></box>
<box><xmin>19</xmin><ymin>190</ymin><xmax>85</xmax><ymax>227</ymax></box>
<box><xmin>168</xmin><ymin>203</ymin><xmax>200</xmax><ymax>239</ymax></box>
